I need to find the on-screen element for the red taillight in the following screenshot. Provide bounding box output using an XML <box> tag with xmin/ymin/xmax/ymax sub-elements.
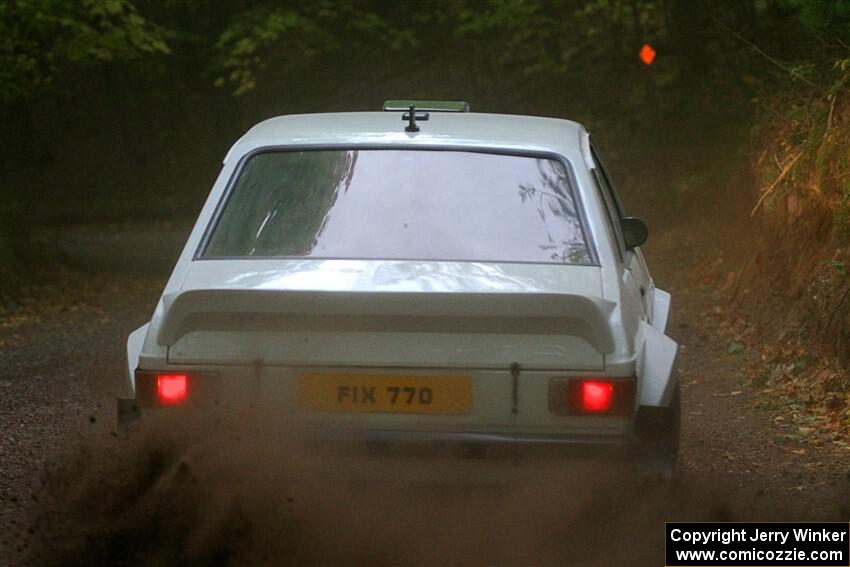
<box><xmin>580</xmin><ymin>380</ymin><xmax>613</xmax><ymax>413</ymax></box>
<box><xmin>157</xmin><ymin>374</ymin><xmax>188</xmax><ymax>405</ymax></box>
<box><xmin>135</xmin><ymin>370</ymin><xmax>196</xmax><ymax>407</ymax></box>
<box><xmin>549</xmin><ymin>377</ymin><xmax>635</xmax><ymax>416</ymax></box>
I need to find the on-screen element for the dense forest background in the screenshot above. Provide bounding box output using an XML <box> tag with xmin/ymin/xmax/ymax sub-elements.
<box><xmin>4</xmin><ymin>5</ymin><xmax>850</xmax><ymax>562</ymax></box>
<box><xmin>2</xmin><ymin>0</ymin><xmax>850</xmax><ymax>509</ymax></box>
<box><xmin>1</xmin><ymin>0</ymin><xmax>849</xmax><ymax>276</ymax></box>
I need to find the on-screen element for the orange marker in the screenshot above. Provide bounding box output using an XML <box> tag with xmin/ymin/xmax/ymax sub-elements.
<box><xmin>639</xmin><ymin>43</ymin><xmax>656</xmax><ymax>65</ymax></box>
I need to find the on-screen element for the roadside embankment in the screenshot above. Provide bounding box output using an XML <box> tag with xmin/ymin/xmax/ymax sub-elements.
<box><xmin>734</xmin><ymin>66</ymin><xmax>850</xmax><ymax>444</ymax></box>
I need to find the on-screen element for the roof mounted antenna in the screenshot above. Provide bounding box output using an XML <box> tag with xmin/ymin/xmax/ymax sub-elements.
<box><xmin>403</xmin><ymin>104</ymin><xmax>429</xmax><ymax>133</ymax></box>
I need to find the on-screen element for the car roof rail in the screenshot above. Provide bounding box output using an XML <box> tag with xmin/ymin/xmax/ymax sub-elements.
<box><xmin>383</xmin><ymin>100</ymin><xmax>470</xmax><ymax>113</ymax></box>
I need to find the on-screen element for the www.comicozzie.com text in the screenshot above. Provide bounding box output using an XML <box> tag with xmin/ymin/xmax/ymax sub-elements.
<box><xmin>670</xmin><ymin>527</ymin><xmax>848</xmax><ymax>546</ymax></box>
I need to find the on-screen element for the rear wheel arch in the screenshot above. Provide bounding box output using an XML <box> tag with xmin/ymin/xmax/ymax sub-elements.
<box><xmin>635</xmin><ymin>320</ymin><xmax>678</xmax><ymax>407</ymax></box>
<box><xmin>650</xmin><ymin>288</ymin><xmax>672</xmax><ymax>333</ymax></box>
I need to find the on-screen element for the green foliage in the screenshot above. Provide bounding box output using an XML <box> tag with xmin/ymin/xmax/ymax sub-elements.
<box><xmin>210</xmin><ymin>0</ymin><xmax>676</xmax><ymax>105</ymax></box>
<box><xmin>782</xmin><ymin>0</ymin><xmax>850</xmax><ymax>42</ymax></box>
<box><xmin>213</xmin><ymin>1</ymin><xmax>414</xmax><ymax>96</ymax></box>
<box><xmin>213</xmin><ymin>6</ymin><xmax>329</xmax><ymax>96</ymax></box>
<box><xmin>728</xmin><ymin>341</ymin><xmax>747</xmax><ymax>354</ymax></box>
<box><xmin>0</xmin><ymin>0</ymin><xmax>169</xmax><ymax>102</ymax></box>
<box><xmin>0</xmin><ymin>0</ymin><xmax>835</xmax><ymax>275</ymax></box>
<box><xmin>445</xmin><ymin>0</ymin><xmax>566</xmax><ymax>76</ymax></box>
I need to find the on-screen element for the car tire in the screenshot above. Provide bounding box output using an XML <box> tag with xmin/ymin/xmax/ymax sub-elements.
<box><xmin>635</xmin><ymin>382</ymin><xmax>681</xmax><ymax>481</ymax></box>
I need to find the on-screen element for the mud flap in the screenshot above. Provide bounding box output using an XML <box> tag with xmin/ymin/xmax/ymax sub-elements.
<box><xmin>636</xmin><ymin>320</ymin><xmax>678</xmax><ymax>407</ymax></box>
<box><xmin>635</xmin><ymin>383</ymin><xmax>681</xmax><ymax>480</ymax></box>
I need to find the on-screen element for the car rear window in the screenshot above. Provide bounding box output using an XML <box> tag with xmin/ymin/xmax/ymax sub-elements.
<box><xmin>201</xmin><ymin>149</ymin><xmax>593</xmax><ymax>265</ymax></box>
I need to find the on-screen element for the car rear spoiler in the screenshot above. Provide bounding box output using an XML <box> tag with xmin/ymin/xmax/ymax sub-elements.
<box><xmin>156</xmin><ymin>289</ymin><xmax>617</xmax><ymax>354</ymax></box>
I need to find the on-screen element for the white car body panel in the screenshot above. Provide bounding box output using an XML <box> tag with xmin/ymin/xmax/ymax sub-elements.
<box><xmin>125</xmin><ymin>323</ymin><xmax>148</xmax><ymax>392</ymax></box>
<box><xmin>125</xmin><ymin>110</ymin><xmax>678</xmax><ymax>444</ymax></box>
<box><xmin>651</xmin><ymin>288</ymin><xmax>672</xmax><ymax>333</ymax></box>
<box><xmin>158</xmin><ymin>260</ymin><xmax>613</xmax><ymax>369</ymax></box>
<box><xmin>161</xmin><ymin>288</ymin><xmax>614</xmax><ymax>370</ymax></box>
<box><xmin>636</xmin><ymin>321</ymin><xmax>679</xmax><ymax>406</ymax></box>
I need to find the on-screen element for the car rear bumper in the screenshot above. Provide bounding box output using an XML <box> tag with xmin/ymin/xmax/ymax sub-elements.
<box><xmin>299</xmin><ymin>428</ymin><xmax>648</xmax><ymax>485</ymax></box>
<box><xmin>309</xmin><ymin>427</ymin><xmax>639</xmax><ymax>446</ymax></box>
<box><xmin>118</xmin><ymin>397</ymin><xmax>641</xmax><ymax>452</ymax></box>
<box><xmin>303</xmin><ymin>426</ymin><xmax>642</xmax><ymax>460</ymax></box>
<box><xmin>116</xmin><ymin>397</ymin><xmax>666</xmax><ymax>482</ymax></box>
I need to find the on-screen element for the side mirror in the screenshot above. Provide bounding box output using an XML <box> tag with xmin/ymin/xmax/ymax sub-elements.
<box><xmin>621</xmin><ymin>217</ymin><xmax>648</xmax><ymax>250</ymax></box>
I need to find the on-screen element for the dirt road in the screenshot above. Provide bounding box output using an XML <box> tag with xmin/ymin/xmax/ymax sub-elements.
<box><xmin>0</xmin><ymin>222</ymin><xmax>847</xmax><ymax>566</ymax></box>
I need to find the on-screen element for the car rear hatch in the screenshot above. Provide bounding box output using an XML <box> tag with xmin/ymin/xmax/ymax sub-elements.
<box><xmin>163</xmin><ymin>259</ymin><xmax>610</xmax><ymax>366</ymax></box>
<box><xmin>151</xmin><ymin>259</ymin><xmax>623</xmax><ymax>435</ymax></box>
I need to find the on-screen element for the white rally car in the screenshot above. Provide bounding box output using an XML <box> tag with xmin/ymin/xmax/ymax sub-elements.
<box><xmin>120</xmin><ymin>101</ymin><xmax>679</xmax><ymax>475</ymax></box>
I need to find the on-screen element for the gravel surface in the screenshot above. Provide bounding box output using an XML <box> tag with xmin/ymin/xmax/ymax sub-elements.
<box><xmin>0</xmin><ymin>271</ymin><xmax>164</xmax><ymax>564</ymax></box>
<box><xmin>0</xmin><ymin>222</ymin><xmax>847</xmax><ymax>566</ymax></box>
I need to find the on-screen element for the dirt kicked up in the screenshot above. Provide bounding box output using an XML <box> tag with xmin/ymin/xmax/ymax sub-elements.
<box><xmin>18</xmin><ymin>418</ymin><xmax>833</xmax><ymax>566</ymax></box>
<box><xmin>1</xmin><ymin>221</ymin><xmax>849</xmax><ymax>566</ymax></box>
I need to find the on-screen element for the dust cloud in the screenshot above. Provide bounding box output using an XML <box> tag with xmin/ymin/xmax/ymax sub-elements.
<box><xmin>23</xmin><ymin>411</ymin><xmax>847</xmax><ymax>566</ymax></box>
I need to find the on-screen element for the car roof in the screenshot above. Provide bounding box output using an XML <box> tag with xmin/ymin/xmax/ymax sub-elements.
<box><xmin>224</xmin><ymin>112</ymin><xmax>589</xmax><ymax>164</ymax></box>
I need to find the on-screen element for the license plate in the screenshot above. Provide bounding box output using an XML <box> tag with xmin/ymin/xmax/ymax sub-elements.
<box><xmin>297</xmin><ymin>373</ymin><xmax>473</xmax><ymax>414</ymax></box>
